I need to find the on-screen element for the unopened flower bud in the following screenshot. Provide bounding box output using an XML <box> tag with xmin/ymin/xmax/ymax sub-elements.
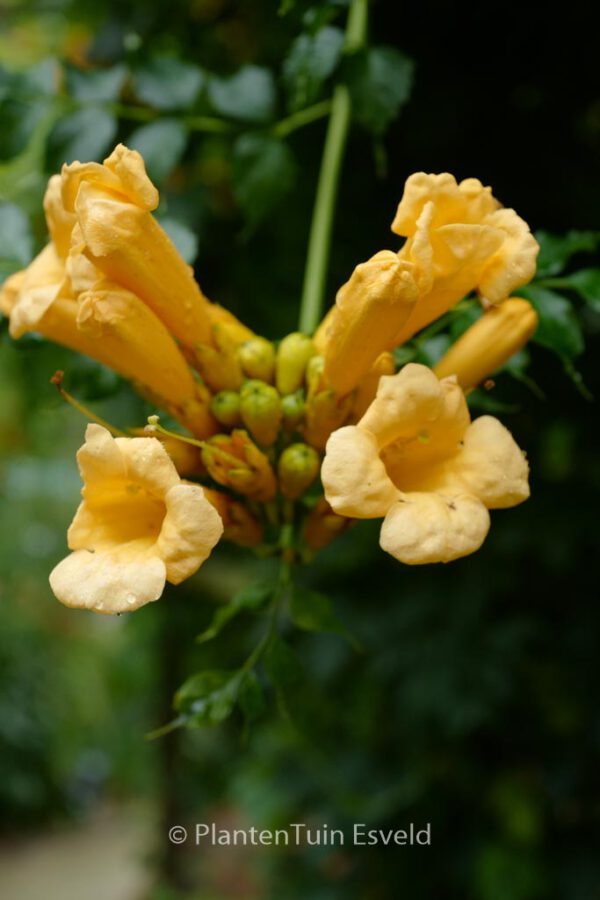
<box><xmin>276</xmin><ymin>332</ymin><xmax>316</xmax><ymax>395</ymax></box>
<box><xmin>281</xmin><ymin>390</ymin><xmax>306</xmax><ymax>431</ymax></box>
<box><xmin>239</xmin><ymin>337</ymin><xmax>276</xmax><ymax>383</ymax></box>
<box><xmin>239</xmin><ymin>379</ymin><xmax>283</xmax><ymax>447</ymax></box>
<box><xmin>433</xmin><ymin>297</ymin><xmax>538</xmax><ymax>391</ymax></box>
<box><xmin>201</xmin><ymin>429</ymin><xmax>276</xmax><ymax>501</ymax></box>
<box><xmin>195</xmin><ymin>343</ymin><xmax>243</xmax><ymax>392</ymax></box>
<box><xmin>208</xmin><ymin>304</ymin><xmax>255</xmax><ymax>346</ymax></box>
<box><xmin>211</xmin><ymin>391</ymin><xmax>242</xmax><ymax>427</ymax></box>
<box><xmin>203</xmin><ymin>490</ymin><xmax>263</xmax><ymax>546</ymax></box>
<box><xmin>278</xmin><ymin>443</ymin><xmax>321</xmax><ymax>500</ymax></box>
<box><xmin>304</xmin><ymin>497</ymin><xmax>350</xmax><ymax>551</ymax></box>
<box><xmin>304</xmin><ymin>389</ymin><xmax>353</xmax><ymax>451</ymax></box>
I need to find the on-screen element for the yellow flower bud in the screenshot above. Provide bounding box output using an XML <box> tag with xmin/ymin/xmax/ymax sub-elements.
<box><xmin>201</xmin><ymin>429</ymin><xmax>276</xmax><ymax>502</ymax></box>
<box><xmin>238</xmin><ymin>337</ymin><xmax>276</xmax><ymax>382</ymax></box>
<box><xmin>61</xmin><ymin>145</ymin><xmax>213</xmax><ymax>350</ymax></box>
<box><xmin>304</xmin><ymin>497</ymin><xmax>350</xmax><ymax>551</ymax></box>
<box><xmin>208</xmin><ymin>304</ymin><xmax>255</xmax><ymax>345</ymax></box>
<box><xmin>195</xmin><ymin>343</ymin><xmax>244</xmax><ymax>392</ymax></box>
<box><xmin>304</xmin><ymin>389</ymin><xmax>353</xmax><ymax>451</ymax></box>
<box><xmin>276</xmin><ymin>332</ymin><xmax>316</xmax><ymax>395</ymax></box>
<box><xmin>278</xmin><ymin>443</ymin><xmax>321</xmax><ymax>500</ymax></box>
<box><xmin>433</xmin><ymin>298</ymin><xmax>538</xmax><ymax>390</ymax></box>
<box><xmin>281</xmin><ymin>390</ymin><xmax>306</xmax><ymax>431</ymax></box>
<box><xmin>239</xmin><ymin>380</ymin><xmax>283</xmax><ymax>447</ymax></box>
<box><xmin>203</xmin><ymin>490</ymin><xmax>263</xmax><ymax>547</ymax></box>
<box><xmin>210</xmin><ymin>391</ymin><xmax>242</xmax><ymax>427</ymax></box>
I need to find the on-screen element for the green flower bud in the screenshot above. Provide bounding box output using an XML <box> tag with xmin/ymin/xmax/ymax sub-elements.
<box><xmin>239</xmin><ymin>379</ymin><xmax>283</xmax><ymax>447</ymax></box>
<box><xmin>210</xmin><ymin>391</ymin><xmax>241</xmax><ymax>427</ymax></box>
<box><xmin>238</xmin><ymin>337</ymin><xmax>276</xmax><ymax>383</ymax></box>
<box><xmin>277</xmin><ymin>443</ymin><xmax>320</xmax><ymax>500</ymax></box>
<box><xmin>276</xmin><ymin>332</ymin><xmax>316</xmax><ymax>395</ymax></box>
<box><xmin>281</xmin><ymin>390</ymin><xmax>305</xmax><ymax>431</ymax></box>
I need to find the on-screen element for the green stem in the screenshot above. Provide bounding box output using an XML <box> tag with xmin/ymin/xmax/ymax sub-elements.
<box><xmin>297</xmin><ymin>0</ymin><xmax>369</xmax><ymax>334</ymax></box>
<box><xmin>272</xmin><ymin>100</ymin><xmax>332</xmax><ymax>139</ymax></box>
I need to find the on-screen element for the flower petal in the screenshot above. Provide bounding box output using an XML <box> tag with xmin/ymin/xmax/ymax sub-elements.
<box><xmin>157</xmin><ymin>483</ymin><xmax>224</xmax><ymax>584</ymax></box>
<box><xmin>322</xmin><ymin>426</ymin><xmax>399</xmax><ymax>518</ymax></box>
<box><xmin>450</xmin><ymin>415</ymin><xmax>530</xmax><ymax>508</ymax></box>
<box><xmin>358</xmin><ymin>363</ymin><xmax>444</xmax><ymax>448</ymax></box>
<box><xmin>50</xmin><ymin>549</ymin><xmax>166</xmax><ymax>613</ymax></box>
<box><xmin>380</xmin><ymin>491</ymin><xmax>490</xmax><ymax>564</ymax></box>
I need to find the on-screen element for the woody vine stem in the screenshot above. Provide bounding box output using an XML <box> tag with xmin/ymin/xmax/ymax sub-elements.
<box><xmin>298</xmin><ymin>0</ymin><xmax>369</xmax><ymax>334</ymax></box>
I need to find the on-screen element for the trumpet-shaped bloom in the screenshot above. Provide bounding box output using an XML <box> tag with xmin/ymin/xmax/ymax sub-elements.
<box><xmin>50</xmin><ymin>425</ymin><xmax>223</xmax><ymax>613</ymax></box>
<box><xmin>60</xmin><ymin>144</ymin><xmax>213</xmax><ymax>350</ymax></box>
<box><xmin>433</xmin><ymin>297</ymin><xmax>538</xmax><ymax>390</ymax></box>
<box><xmin>319</xmin><ymin>173</ymin><xmax>538</xmax><ymax>394</ymax></box>
<box><xmin>321</xmin><ymin>251</ymin><xmax>419</xmax><ymax>394</ymax></box>
<box><xmin>321</xmin><ymin>363</ymin><xmax>529</xmax><ymax>564</ymax></box>
<box><xmin>3</xmin><ymin>244</ymin><xmax>216</xmax><ymax>437</ymax></box>
<box><xmin>391</xmin><ymin>173</ymin><xmax>539</xmax><ymax>344</ymax></box>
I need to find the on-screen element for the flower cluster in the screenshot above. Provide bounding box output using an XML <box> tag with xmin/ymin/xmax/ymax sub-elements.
<box><xmin>1</xmin><ymin>147</ymin><xmax>539</xmax><ymax>613</ymax></box>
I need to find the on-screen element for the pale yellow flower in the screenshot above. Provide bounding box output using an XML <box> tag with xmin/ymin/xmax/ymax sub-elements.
<box><xmin>321</xmin><ymin>363</ymin><xmax>529</xmax><ymax>564</ymax></box>
<box><xmin>60</xmin><ymin>144</ymin><xmax>213</xmax><ymax>350</ymax></box>
<box><xmin>320</xmin><ymin>173</ymin><xmax>538</xmax><ymax>394</ymax></box>
<box><xmin>50</xmin><ymin>425</ymin><xmax>223</xmax><ymax>613</ymax></box>
<box><xmin>391</xmin><ymin>173</ymin><xmax>539</xmax><ymax>343</ymax></box>
<box><xmin>433</xmin><ymin>297</ymin><xmax>538</xmax><ymax>390</ymax></box>
<box><xmin>3</xmin><ymin>243</ymin><xmax>216</xmax><ymax>437</ymax></box>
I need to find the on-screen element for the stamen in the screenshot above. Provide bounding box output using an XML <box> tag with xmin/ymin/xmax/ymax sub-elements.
<box><xmin>144</xmin><ymin>415</ymin><xmax>206</xmax><ymax>450</ymax></box>
<box><xmin>51</xmin><ymin>371</ymin><xmax>128</xmax><ymax>437</ymax></box>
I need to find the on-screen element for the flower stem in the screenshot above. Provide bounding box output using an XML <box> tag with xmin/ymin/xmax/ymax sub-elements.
<box><xmin>298</xmin><ymin>0</ymin><xmax>369</xmax><ymax>334</ymax></box>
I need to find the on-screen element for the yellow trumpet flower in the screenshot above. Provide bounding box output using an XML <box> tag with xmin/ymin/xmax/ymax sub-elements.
<box><xmin>433</xmin><ymin>297</ymin><xmax>538</xmax><ymax>390</ymax></box>
<box><xmin>391</xmin><ymin>173</ymin><xmax>539</xmax><ymax>344</ymax></box>
<box><xmin>321</xmin><ymin>363</ymin><xmax>530</xmax><ymax>564</ymax></box>
<box><xmin>60</xmin><ymin>144</ymin><xmax>213</xmax><ymax>350</ymax></box>
<box><xmin>3</xmin><ymin>243</ymin><xmax>216</xmax><ymax>438</ymax></box>
<box><xmin>322</xmin><ymin>251</ymin><xmax>419</xmax><ymax>394</ymax></box>
<box><xmin>319</xmin><ymin>173</ymin><xmax>538</xmax><ymax>395</ymax></box>
<box><xmin>49</xmin><ymin>425</ymin><xmax>223</xmax><ymax>613</ymax></box>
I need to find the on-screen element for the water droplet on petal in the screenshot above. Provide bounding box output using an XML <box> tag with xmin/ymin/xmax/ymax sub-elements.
<box><xmin>126</xmin><ymin>593</ymin><xmax>137</xmax><ymax>606</ymax></box>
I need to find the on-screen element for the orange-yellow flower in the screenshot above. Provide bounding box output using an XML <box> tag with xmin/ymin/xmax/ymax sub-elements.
<box><xmin>49</xmin><ymin>425</ymin><xmax>223</xmax><ymax>613</ymax></box>
<box><xmin>1</xmin><ymin>244</ymin><xmax>216</xmax><ymax>437</ymax></box>
<box><xmin>321</xmin><ymin>363</ymin><xmax>529</xmax><ymax>564</ymax></box>
<box><xmin>320</xmin><ymin>173</ymin><xmax>538</xmax><ymax>394</ymax></box>
<box><xmin>60</xmin><ymin>144</ymin><xmax>213</xmax><ymax>350</ymax></box>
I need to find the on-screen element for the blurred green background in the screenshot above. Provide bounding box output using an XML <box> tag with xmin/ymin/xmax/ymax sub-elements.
<box><xmin>1</xmin><ymin>1</ymin><xmax>599</xmax><ymax>898</ymax></box>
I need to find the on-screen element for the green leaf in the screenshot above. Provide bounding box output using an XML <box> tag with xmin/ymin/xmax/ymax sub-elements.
<box><xmin>233</xmin><ymin>134</ymin><xmax>296</xmax><ymax>230</ymax></box>
<box><xmin>65</xmin><ymin>64</ymin><xmax>127</xmax><ymax>102</ymax></box>
<box><xmin>346</xmin><ymin>46</ymin><xmax>414</xmax><ymax>135</ymax></box>
<box><xmin>238</xmin><ymin>671</ymin><xmax>266</xmax><ymax>725</ymax></box>
<box><xmin>545</xmin><ymin>268</ymin><xmax>600</xmax><ymax>311</ymax></box>
<box><xmin>175</xmin><ymin>669</ymin><xmax>241</xmax><ymax>726</ymax></box>
<box><xmin>50</xmin><ymin>107</ymin><xmax>117</xmax><ymax>164</ymax></box>
<box><xmin>158</xmin><ymin>217</ymin><xmax>198</xmax><ymax>265</ymax></box>
<box><xmin>134</xmin><ymin>57</ymin><xmax>205</xmax><ymax>110</ymax></box>
<box><xmin>0</xmin><ymin>203</ymin><xmax>33</xmax><ymax>281</ymax></box>
<box><xmin>0</xmin><ymin>108</ymin><xmax>58</xmax><ymax>206</ymax></box>
<box><xmin>128</xmin><ymin>119</ymin><xmax>188</xmax><ymax>184</ymax></box>
<box><xmin>520</xmin><ymin>285</ymin><xmax>584</xmax><ymax>359</ymax></box>
<box><xmin>534</xmin><ymin>230</ymin><xmax>600</xmax><ymax>277</ymax></box>
<box><xmin>290</xmin><ymin>586</ymin><xmax>361</xmax><ymax>649</ymax></box>
<box><xmin>208</xmin><ymin>65</ymin><xmax>276</xmax><ymax>123</ymax></box>
<box><xmin>263</xmin><ymin>637</ymin><xmax>303</xmax><ymax>690</ymax></box>
<box><xmin>282</xmin><ymin>26</ymin><xmax>344</xmax><ymax>110</ymax></box>
<box><xmin>196</xmin><ymin>580</ymin><xmax>275</xmax><ymax>644</ymax></box>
